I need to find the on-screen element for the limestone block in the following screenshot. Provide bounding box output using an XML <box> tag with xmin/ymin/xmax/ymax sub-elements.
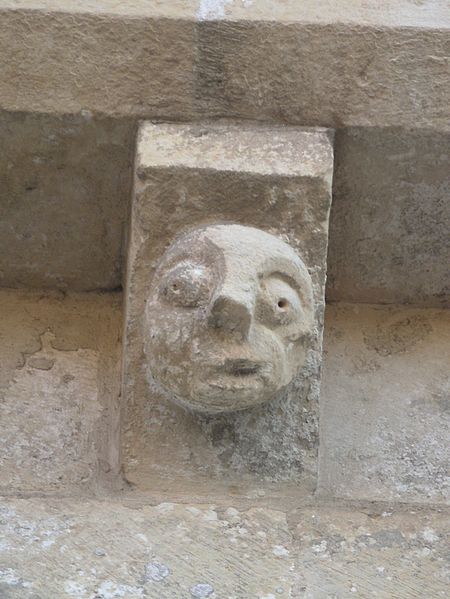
<box><xmin>0</xmin><ymin>111</ymin><xmax>134</xmax><ymax>290</ymax></box>
<box><xmin>0</xmin><ymin>289</ymin><xmax>122</xmax><ymax>494</ymax></box>
<box><xmin>195</xmin><ymin>19</ymin><xmax>450</xmax><ymax>131</ymax></box>
<box><xmin>319</xmin><ymin>304</ymin><xmax>450</xmax><ymax>504</ymax></box>
<box><xmin>0</xmin><ymin>7</ymin><xmax>196</xmax><ymax>118</ymax></box>
<box><xmin>1</xmin><ymin>496</ymin><xmax>448</xmax><ymax>598</ymax></box>
<box><xmin>327</xmin><ymin>128</ymin><xmax>450</xmax><ymax>307</ymax></box>
<box><xmin>0</xmin><ymin>3</ymin><xmax>448</xmax><ymax>130</ymax></box>
<box><xmin>124</xmin><ymin>122</ymin><xmax>333</xmax><ymax>487</ymax></box>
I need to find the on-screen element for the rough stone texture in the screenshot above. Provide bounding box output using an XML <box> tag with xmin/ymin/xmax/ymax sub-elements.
<box><xmin>0</xmin><ymin>5</ymin><xmax>448</xmax><ymax>596</ymax></box>
<box><xmin>0</xmin><ymin>8</ymin><xmax>196</xmax><ymax>119</ymax></box>
<box><xmin>124</xmin><ymin>122</ymin><xmax>333</xmax><ymax>488</ymax></box>
<box><xmin>0</xmin><ymin>496</ymin><xmax>448</xmax><ymax>598</ymax></box>
<box><xmin>0</xmin><ymin>289</ymin><xmax>123</xmax><ymax>494</ymax></box>
<box><xmin>0</xmin><ymin>111</ymin><xmax>134</xmax><ymax>290</ymax></box>
<box><xmin>195</xmin><ymin>20</ymin><xmax>449</xmax><ymax>132</ymax></box>
<box><xmin>6</xmin><ymin>0</ymin><xmax>449</xmax><ymax>26</ymax></box>
<box><xmin>1</xmin><ymin>113</ymin><xmax>447</xmax><ymax>307</ymax></box>
<box><xmin>1</xmin><ymin>115</ymin><xmax>447</xmax><ymax>308</ymax></box>
<box><xmin>319</xmin><ymin>303</ymin><xmax>450</xmax><ymax>504</ymax></box>
<box><xmin>0</xmin><ymin>4</ymin><xmax>448</xmax><ymax>129</ymax></box>
<box><xmin>6</xmin><ymin>1</ymin><xmax>197</xmax><ymax>19</ymax></box>
<box><xmin>327</xmin><ymin>128</ymin><xmax>450</xmax><ymax>307</ymax></box>
<box><xmin>290</xmin><ymin>501</ymin><xmax>450</xmax><ymax>599</ymax></box>
<box><xmin>144</xmin><ymin>224</ymin><xmax>315</xmax><ymax>414</ymax></box>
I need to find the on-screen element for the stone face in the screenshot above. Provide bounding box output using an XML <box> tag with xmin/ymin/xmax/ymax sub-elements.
<box><xmin>0</xmin><ymin>111</ymin><xmax>134</xmax><ymax>291</ymax></box>
<box><xmin>0</xmin><ymin>496</ymin><xmax>448</xmax><ymax>599</ymax></box>
<box><xmin>144</xmin><ymin>224</ymin><xmax>315</xmax><ymax>413</ymax></box>
<box><xmin>0</xmin><ymin>289</ymin><xmax>122</xmax><ymax>494</ymax></box>
<box><xmin>319</xmin><ymin>304</ymin><xmax>450</xmax><ymax>504</ymax></box>
<box><xmin>327</xmin><ymin>128</ymin><xmax>450</xmax><ymax>307</ymax></box>
<box><xmin>124</xmin><ymin>122</ymin><xmax>333</xmax><ymax>486</ymax></box>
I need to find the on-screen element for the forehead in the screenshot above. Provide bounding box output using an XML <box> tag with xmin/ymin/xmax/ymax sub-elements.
<box><xmin>168</xmin><ymin>225</ymin><xmax>299</xmax><ymax>261</ymax></box>
<box><xmin>203</xmin><ymin>225</ymin><xmax>297</xmax><ymax>259</ymax></box>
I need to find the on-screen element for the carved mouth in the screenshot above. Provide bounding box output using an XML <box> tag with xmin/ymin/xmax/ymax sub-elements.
<box><xmin>219</xmin><ymin>359</ymin><xmax>261</xmax><ymax>377</ymax></box>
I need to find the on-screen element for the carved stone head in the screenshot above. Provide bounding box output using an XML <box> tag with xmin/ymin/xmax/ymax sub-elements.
<box><xmin>144</xmin><ymin>224</ymin><xmax>314</xmax><ymax>413</ymax></box>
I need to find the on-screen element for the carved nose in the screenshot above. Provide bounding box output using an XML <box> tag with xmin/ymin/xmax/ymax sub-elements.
<box><xmin>208</xmin><ymin>294</ymin><xmax>252</xmax><ymax>338</ymax></box>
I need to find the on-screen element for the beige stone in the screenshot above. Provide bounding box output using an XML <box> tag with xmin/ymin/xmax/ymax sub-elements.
<box><xmin>144</xmin><ymin>224</ymin><xmax>315</xmax><ymax>413</ymax></box>
<box><xmin>124</xmin><ymin>122</ymin><xmax>333</xmax><ymax>487</ymax></box>
<box><xmin>0</xmin><ymin>289</ymin><xmax>122</xmax><ymax>494</ymax></box>
<box><xmin>327</xmin><ymin>127</ymin><xmax>450</xmax><ymax>307</ymax></box>
<box><xmin>0</xmin><ymin>4</ymin><xmax>448</xmax><ymax>129</ymax></box>
<box><xmin>1</xmin><ymin>114</ymin><xmax>447</xmax><ymax>307</ymax></box>
<box><xmin>0</xmin><ymin>3</ymin><xmax>448</xmax><ymax>596</ymax></box>
<box><xmin>5</xmin><ymin>0</ymin><xmax>449</xmax><ymax>27</ymax></box>
<box><xmin>0</xmin><ymin>7</ymin><xmax>196</xmax><ymax>118</ymax></box>
<box><xmin>319</xmin><ymin>303</ymin><xmax>450</xmax><ymax>504</ymax></box>
<box><xmin>0</xmin><ymin>111</ymin><xmax>134</xmax><ymax>291</ymax></box>
<box><xmin>0</xmin><ymin>495</ymin><xmax>448</xmax><ymax>598</ymax></box>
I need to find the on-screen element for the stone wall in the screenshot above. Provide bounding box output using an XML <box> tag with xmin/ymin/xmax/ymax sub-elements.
<box><xmin>0</xmin><ymin>289</ymin><xmax>122</xmax><ymax>495</ymax></box>
<box><xmin>0</xmin><ymin>3</ymin><xmax>448</xmax><ymax>596</ymax></box>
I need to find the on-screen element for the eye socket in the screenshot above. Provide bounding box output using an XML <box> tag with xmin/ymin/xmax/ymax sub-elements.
<box><xmin>160</xmin><ymin>263</ymin><xmax>211</xmax><ymax>307</ymax></box>
<box><xmin>256</xmin><ymin>277</ymin><xmax>301</xmax><ymax>327</ymax></box>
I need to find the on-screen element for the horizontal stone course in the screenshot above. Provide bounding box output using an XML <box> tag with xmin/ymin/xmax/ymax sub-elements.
<box><xmin>0</xmin><ymin>495</ymin><xmax>448</xmax><ymax>598</ymax></box>
<box><xmin>0</xmin><ymin>4</ymin><xmax>448</xmax><ymax>129</ymax></box>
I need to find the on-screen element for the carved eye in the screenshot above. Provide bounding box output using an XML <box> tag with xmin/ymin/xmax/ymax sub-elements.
<box><xmin>257</xmin><ymin>276</ymin><xmax>301</xmax><ymax>327</ymax></box>
<box><xmin>160</xmin><ymin>263</ymin><xmax>210</xmax><ymax>307</ymax></box>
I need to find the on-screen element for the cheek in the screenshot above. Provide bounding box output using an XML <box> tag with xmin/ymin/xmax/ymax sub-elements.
<box><xmin>251</xmin><ymin>325</ymin><xmax>287</xmax><ymax>366</ymax></box>
<box><xmin>145</xmin><ymin>301</ymin><xmax>198</xmax><ymax>356</ymax></box>
<box><xmin>253</xmin><ymin>326</ymin><xmax>306</xmax><ymax>381</ymax></box>
<box><xmin>284</xmin><ymin>339</ymin><xmax>307</xmax><ymax>375</ymax></box>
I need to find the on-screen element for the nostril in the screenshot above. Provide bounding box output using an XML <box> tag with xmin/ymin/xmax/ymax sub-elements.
<box><xmin>277</xmin><ymin>299</ymin><xmax>288</xmax><ymax>309</ymax></box>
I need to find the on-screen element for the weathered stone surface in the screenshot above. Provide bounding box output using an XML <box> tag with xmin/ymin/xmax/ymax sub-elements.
<box><xmin>195</xmin><ymin>20</ymin><xmax>449</xmax><ymax>131</ymax></box>
<box><xmin>290</xmin><ymin>501</ymin><xmax>449</xmax><ymax>598</ymax></box>
<box><xmin>0</xmin><ymin>111</ymin><xmax>134</xmax><ymax>290</ymax></box>
<box><xmin>319</xmin><ymin>304</ymin><xmax>450</xmax><ymax>504</ymax></box>
<box><xmin>0</xmin><ymin>3</ymin><xmax>195</xmax><ymax>117</ymax></box>
<box><xmin>0</xmin><ymin>7</ymin><xmax>196</xmax><ymax>119</ymax></box>
<box><xmin>0</xmin><ymin>289</ymin><xmax>122</xmax><ymax>494</ymax></box>
<box><xmin>144</xmin><ymin>224</ymin><xmax>315</xmax><ymax>414</ymax></box>
<box><xmin>1</xmin><ymin>114</ymin><xmax>447</xmax><ymax>307</ymax></box>
<box><xmin>0</xmin><ymin>3</ymin><xmax>448</xmax><ymax>129</ymax></box>
<box><xmin>327</xmin><ymin>128</ymin><xmax>450</xmax><ymax>307</ymax></box>
<box><xmin>1</xmin><ymin>113</ymin><xmax>447</xmax><ymax>306</ymax></box>
<box><xmin>124</xmin><ymin>122</ymin><xmax>333</xmax><ymax>487</ymax></box>
<box><xmin>0</xmin><ymin>496</ymin><xmax>448</xmax><ymax>598</ymax></box>
<box><xmin>6</xmin><ymin>0</ymin><xmax>449</xmax><ymax>26</ymax></box>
